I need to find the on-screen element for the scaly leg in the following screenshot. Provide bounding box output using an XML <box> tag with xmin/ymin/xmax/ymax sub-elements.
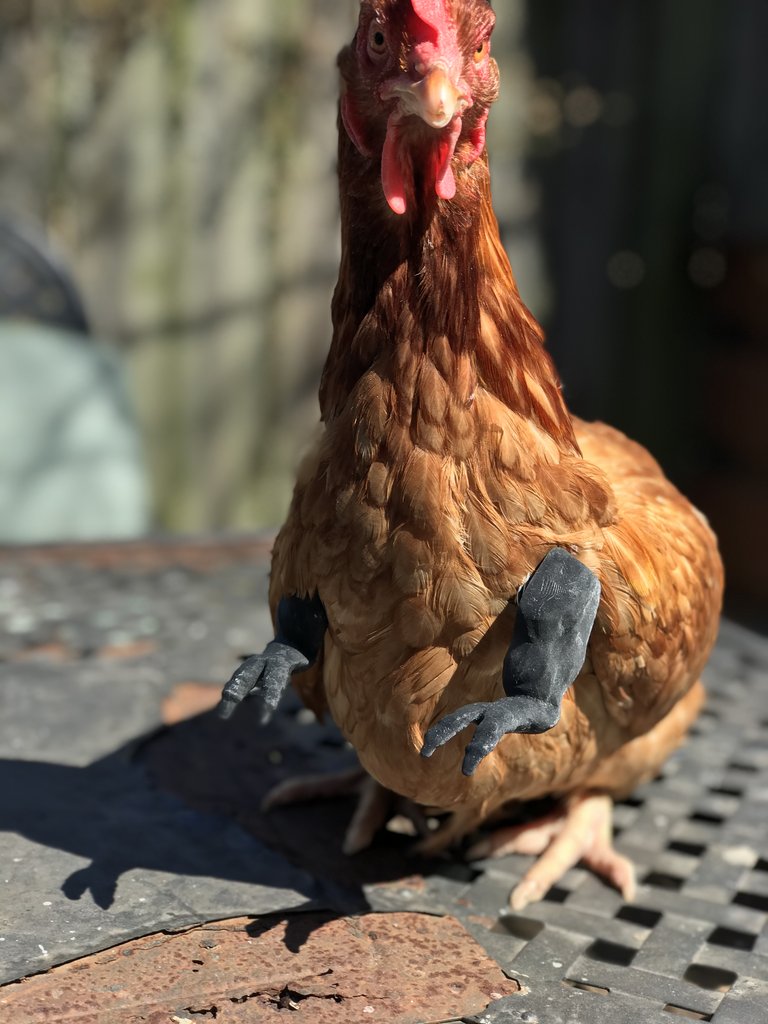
<box><xmin>464</xmin><ymin>684</ymin><xmax>706</xmax><ymax>910</ymax></box>
<box><xmin>467</xmin><ymin>792</ymin><xmax>636</xmax><ymax>910</ymax></box>
<box><xmin>262</xmin><ymin>767</ymin><xmax>430</xmax><ymax>855</ymax></box>
<box><xmin>219</xmin><ymin>593</ymin><xmax>431</xmax><ymax>855</ymax></box>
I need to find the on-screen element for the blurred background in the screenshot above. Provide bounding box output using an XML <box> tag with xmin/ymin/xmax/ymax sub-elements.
<box><xmin>0</xmin><ymin>0</ymin><xmax>765</xmax><ymax>623</ymax></box>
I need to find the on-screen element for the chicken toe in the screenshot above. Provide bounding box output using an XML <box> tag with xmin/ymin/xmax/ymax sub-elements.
<box><xmin>261</xmin><ymin>767</ymin><xmax>428</xmax><ymax>856</ymax></box>
<box><xmin>467</xmin><ymin>792</ymin><xmax>636</xmax><ymax>910</ymax></box>
<box><xmin>261</xmin><ymin>766</ymin><xmax>366</xmax><ymax>813</ymax></box>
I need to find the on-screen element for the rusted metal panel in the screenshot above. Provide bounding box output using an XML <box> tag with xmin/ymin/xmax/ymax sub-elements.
<box><xmin>0</xmin><ymin>913</ymin><xmax>518</xmax><ymax>1023</ymax></box>
<box><xmin>0</xmin><ymin>536</ymin><xmax>274</xmax><ymax>571</ymax></box>
<box><xmin>161</xmin><ymin>682</ymin><xmax>224</xmax><ymax>726</ymax></box>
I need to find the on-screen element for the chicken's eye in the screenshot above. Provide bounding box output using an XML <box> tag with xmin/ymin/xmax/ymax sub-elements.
<box><xmin>474</xmin><ymin>40</ymin><xmax>490</xmax><ymax>64</ymax></box>
<box><xmin>367</xmin><ymin>23</ymin><xmax>388</xmax><ymax>60</ymax></box>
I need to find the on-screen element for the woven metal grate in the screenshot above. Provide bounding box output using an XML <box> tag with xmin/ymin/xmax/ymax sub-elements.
<box><xmin>1</xmin><ymin>548</ymin><xmax>765</xmax><ymax>1022</ymax></box>
<box><xmin>457</xmin><ymin>618</ymin><xmax>768</xmax><ymax>1024</ymax></box>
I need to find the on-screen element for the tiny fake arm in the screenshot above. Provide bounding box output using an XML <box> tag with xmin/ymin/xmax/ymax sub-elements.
<box><xmin>422</xmin><ymin>548</ymin><xmax>601</xmax><ymax>776</ymax></box>
<box><xmin>217</xmin><ymin>594</ymin><xmax>328</xmax><ymax>723</ymax></box>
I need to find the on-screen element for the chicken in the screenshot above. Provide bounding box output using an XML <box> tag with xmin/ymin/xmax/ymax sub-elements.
<box><xmin>219</xmin><ymin>0</ymin><xmax>723</xmax><ymax>909</ymax></box>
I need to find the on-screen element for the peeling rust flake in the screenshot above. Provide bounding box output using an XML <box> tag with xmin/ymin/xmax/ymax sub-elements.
<box><xmin>162</xmin><ymin>682</ymin><xmax>224</xmax><ymax>725</ymax></box>
<box><xmin>0</xmin><ymin>913</ymin><xmax>518</xmax><ymax>1023</ymax></box>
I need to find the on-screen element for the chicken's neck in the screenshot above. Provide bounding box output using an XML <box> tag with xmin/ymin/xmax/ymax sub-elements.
<box><xmin>321</xmin><ymin>135</ymin><xmax>577</xmax><ymax>452</ymax></box>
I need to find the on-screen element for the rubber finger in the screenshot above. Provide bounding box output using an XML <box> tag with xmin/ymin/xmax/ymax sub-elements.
<box><xmin>462</xmin><ymin>721</ymin><xmax>503</xmax><ymax>776</ymax></box>
<box><xmin>421</xmin><ymin>705</ymin><xmax>485</xmax><ymax>757</ymax></box>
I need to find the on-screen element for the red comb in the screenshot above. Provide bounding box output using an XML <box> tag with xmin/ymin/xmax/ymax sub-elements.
<box><xmin>408</xmin><ymin>0</ymin><xmax>451</xmax><ymax>44</ymax></box>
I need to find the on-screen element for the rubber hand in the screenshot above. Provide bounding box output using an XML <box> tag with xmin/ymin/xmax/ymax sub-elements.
<box><xmin>217</xmin><ymin>641</ymin><xmax>309</xmax><ymax>723</ymax></box>
<box><xmin>421</xmin><ymin>695</ymin><xmax>560</xmax><ymax>776</ymax></box>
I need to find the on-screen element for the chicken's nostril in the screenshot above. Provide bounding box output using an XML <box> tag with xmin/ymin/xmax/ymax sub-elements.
<box><xmin>416</xmin><ymin>65</ymin><xmax>463</xmax><ymax>128</ymax></box>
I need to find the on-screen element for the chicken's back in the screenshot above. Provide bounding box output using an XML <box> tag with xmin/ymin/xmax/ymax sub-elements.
<box><xmin>574</xmin><ymin>418</ymin><xmax>723</xmax><ymax>744</ymax></box>
<box><xmin>269</xmin><ymin>400</ymin><xmax>722</xmax><ymax>826</ymax></box>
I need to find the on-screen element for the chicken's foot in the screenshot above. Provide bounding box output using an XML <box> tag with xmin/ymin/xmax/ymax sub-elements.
<box><xmin>422</xmin><ymin>548</ymin><xmax>600</xmax><ymax>775</ymax></box>
<box><xmin>217</xmin><ymin>594</ymin><xmax>327</xmax><ymax>722</ymax></box>
<box><xmin>468</xmin><ymin>792</ymin><xmax>636</xmax><ymax>910</ymax></box>
<box><xmin>263</xmin><ymin>767</ymin><xmax>430</xmax><ymax>855</ymax></box>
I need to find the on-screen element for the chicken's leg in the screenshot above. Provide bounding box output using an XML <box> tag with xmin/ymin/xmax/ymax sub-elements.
<box><xmin>468</xmin><ymin>792</ymin><xmax>636</xmax><ymax>910</ymax></box>
<box><xmin>217</xmin><ymin>594</ymin><xmax>327</xmax><ymax>722</ymax></box>
<box><xmin>263</xmin><ymin>767</ymin><xmax>430</xmax><ymax>855</ymax></box>
<box><xmin>422</xmin><ymin>548</ymin><xmax>601</xmax><ymax>775</ymax></box>
<box><xmin>218</xmin><ymin>593</ymin><xmax>426</xmax><ymax>853</ymax></box>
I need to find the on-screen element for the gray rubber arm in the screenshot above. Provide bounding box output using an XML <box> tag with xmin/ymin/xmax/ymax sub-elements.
<box><xmin>421</xmin><ymin>548</ymin><xmax>601</xmax><ymax>776</ymax></box>
<box><xmin>217</xmin><ymin>594</ymin><xmax>327</xmax><ymax>723</ymax></box>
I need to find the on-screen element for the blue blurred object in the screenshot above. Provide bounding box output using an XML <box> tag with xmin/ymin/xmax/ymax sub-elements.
<box><xmin>0</xmin><ymin>219</ymin><xmax>149</xmax><ymax>542</ymax></box>
<box><xmin>0</xmin><ymin>219</ymin><xmax>90</xmax><ymax>336</ymax></box>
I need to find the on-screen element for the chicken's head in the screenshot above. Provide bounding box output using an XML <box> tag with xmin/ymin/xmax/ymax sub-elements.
<box><xmin>340</xmin><ymin>0</ymin><xmax>499</xmax><ymax>215</ymax></box>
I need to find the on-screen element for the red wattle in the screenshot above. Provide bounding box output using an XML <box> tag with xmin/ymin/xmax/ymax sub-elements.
<box><xmin>467</xmin><ymin>109</ymin><xmax>489</xmax><ymax>164</ymax></box>
<box><xmin>382</xmin><ymin>116</ymin><xmax>407</xmax><ymax>215</ymax></box>
<box><xmin>341</xmin><ymin>93</ymin><xmax>372</xmax><ymax>157</ymax></box>
<box><xmin>434</xmin><ymin>119</ymin><xmax>462</xmax><ymax>201</ymax></box>
<box><xmin>380</xmin><ymin>113</ymin><xmax>463</xmax><ymax>213</ymax></box>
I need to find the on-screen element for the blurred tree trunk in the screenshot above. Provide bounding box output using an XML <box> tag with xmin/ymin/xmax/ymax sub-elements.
<box><xmin>0</xmin><ymin>1</ymin><xmax>356</xmax><ymax>531</ymax></box>
<box><xmin>525</xmin><ymin>0</ymin><xmax>727</xmax><ymax>475</ymax></box>
<box><xmin>0</xmin><ymin>0</ymin><xmax>535</xmax><ymax>533</ymax></box>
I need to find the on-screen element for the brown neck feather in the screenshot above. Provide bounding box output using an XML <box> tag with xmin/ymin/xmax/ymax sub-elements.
<box><xmin>320</xmin><ymin>123</ymin><xmax>578</xmax><ymax>453</ymax></box>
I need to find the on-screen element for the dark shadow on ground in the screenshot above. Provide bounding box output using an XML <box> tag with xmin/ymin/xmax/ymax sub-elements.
<box><xmin>0</xmin><ymin>740</ymin><xmax>331</xmax><ymax>913</ymax></box>
<box><xmin>0</xmin><ymin>691</ymin><xmax>464</xmax><ymax>931</ymax></box>
<box><xmin>139</xmin><ymin>691</ymin><xmax>460</xmax><ymax>890</ymax></box>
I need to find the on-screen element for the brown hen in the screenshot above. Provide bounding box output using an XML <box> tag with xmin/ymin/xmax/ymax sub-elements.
<box><xmin>220</xmin><ymin>0</ymin><xmax>723</xmax><ymax>909</ymax></box>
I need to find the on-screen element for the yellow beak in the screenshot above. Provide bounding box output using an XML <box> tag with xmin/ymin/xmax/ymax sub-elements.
<box><xmin>385</xmin><ymin>65</ymin><xmax>467</xmax><ymax>130</ymax></box>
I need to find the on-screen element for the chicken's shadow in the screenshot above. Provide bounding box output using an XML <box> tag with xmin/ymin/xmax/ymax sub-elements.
<box><xmin>0</xmin><ymin>694</ymin><xmax>454</xmax><ymax>923</ymax></box>
<box><xmin>138</xmin><ymin>693</ymin><xmax>455</xmax><ymax>893</ymax></box>
<box><xmin>0</xmin><ymin>740</ymin><xmax>334</xmax><ymax>915</ymax></box>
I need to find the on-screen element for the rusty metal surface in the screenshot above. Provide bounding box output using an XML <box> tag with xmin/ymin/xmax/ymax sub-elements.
<box><xmin>142</xmin><ymin>676</ymin><xmax>427</xmax><ymax>890</ymax></box>
<box><xmin>0</xmin><ymin>913</ymin><xmax>518</xmax><ymax>1024</ymax></box>
<box><xmin>0</xmin><ymin>535</ymin><xmax>274</xmax><ymax>572</ymax></box>
<box><xmin>0</xmin><ymin>541</ymin><xmax>328</xmax><ymax>986</ymax></box>
<box><xmin>1</xmin><ymin>540</ymin><xmax>767</xmax><ymax>1023</ymax></box>
<box><xmin>161</xmin><ymin>682</ymin><xmax>223</xmax><ymax>726</ymax></box>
